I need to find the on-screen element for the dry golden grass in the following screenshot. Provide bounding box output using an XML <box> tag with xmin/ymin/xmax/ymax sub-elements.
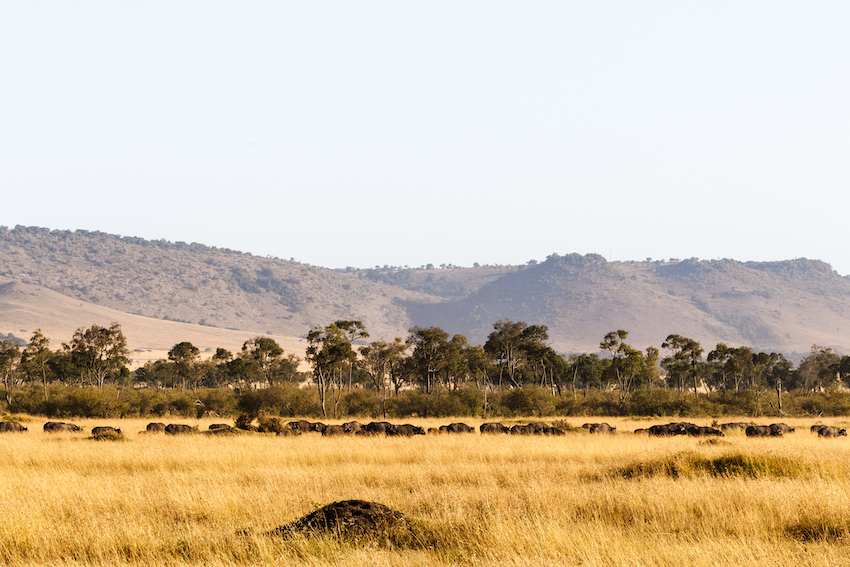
<box><xmin>1</xmin><ymin>416</ymin><xmax>850</xmax><ymax>566</ymax></box>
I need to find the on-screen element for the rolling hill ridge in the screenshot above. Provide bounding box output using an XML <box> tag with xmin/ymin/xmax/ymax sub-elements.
<box><xmin>2</xmin><ymin>225</ymin><xmax>849</xmax><ymax>359</ymax></box>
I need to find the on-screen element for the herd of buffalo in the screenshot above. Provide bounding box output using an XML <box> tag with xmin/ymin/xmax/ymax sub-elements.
<box><xmin>0</xmin><ymin>419</ymin><xmax>845</xmax><ymax>438</ymax></box>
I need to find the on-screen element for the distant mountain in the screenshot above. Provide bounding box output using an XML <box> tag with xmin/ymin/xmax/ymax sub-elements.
<box><xmin>2</xmin><ymin>225</ymin><xmax>850</xmax><ymax>358</ymax></box>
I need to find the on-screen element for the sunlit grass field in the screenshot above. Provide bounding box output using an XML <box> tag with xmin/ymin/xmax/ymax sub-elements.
<box><xmin>2</xmin><ymin>416</ymin><xmax>850</xmax><ymax>566</ymax></box>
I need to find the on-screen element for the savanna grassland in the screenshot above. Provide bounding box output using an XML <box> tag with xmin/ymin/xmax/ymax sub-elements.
<box><xmin>2</xmin><ymin>417</ymin><xmax>850</xmax><ymax>567</ymax></box>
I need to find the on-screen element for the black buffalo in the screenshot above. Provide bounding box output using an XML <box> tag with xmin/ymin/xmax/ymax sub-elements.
<box><xmin>146</xmin><ymin>422</ymin><xmax>166</xmax><ymax>433</ymax></box>
<box><xmin>589</xmin><ymin>423</ymin><xmax>616</xmax><ymax>434</ymax></box>
<box><xmin>510</xmin><ymin>424</ymin><xmax>534</xmax><ymax>435</ymax></box>
<box><xmin>769</xmin><ymin>423</ymin><xmax>795</xmax><ymax>435</ymax></box>
<box><xmin>439</xmin><ymin>423</ymin><xmax>475</xmax><ymax>434</ymax></box>
<box><xmin>479</xmin><ymin>423</ymin><xmax>510</xmax><ymax>434</ymax></box>
<box><xmin>0</xmin><ymin>421</ymin><xmax>27</xmax><ymax>432</ymax></box>
<box><xmin>686</xmin><ymin>426</ymin><xmax>724</xmax><ymax>437</ymax></box>
<box><xmin>342</xmin><ymin>421</ymin><xmax>363</xmax><ymax>434</ymax></box>
<box><xmin>648</xmin><ymin>424</ymin><xmax>686</xmax><ymax>436</ymax></box>
<box><xmin>165</xmin><ymin>424</ymin><xmax>195</xmax><ymax>435</ymax></box>
<box><xmin>818</xmin><ymin>426</ymin><xmax>847</xmax><ymax>437</ymax></box>
<box><xmin>745</xmin><ymin>425</ymin><xmax>778</xmax><ymax>437</ymax></box>
<box><xmin>44</xmin><ymin>421</ymin><xmax>83</xmax><ymax>433</ymax></box>
<box><xmin>321</xmin><ymin>425</ymin><xmax>345</xmax><ymax>436</ymax></box>
<box><xmin>388</xmin><ymin>424</ymin><xmax>425</xmax><ymax>436</ymax></box>
<box><xmin>362</xmin><ymin>421</ymin><xmax>394</xmax><ymax>435</ymax></box>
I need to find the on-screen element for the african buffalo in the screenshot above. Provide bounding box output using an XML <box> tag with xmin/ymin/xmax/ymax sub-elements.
<box><xmin>589</xmin><ymin>423</ymin><xmax>616</xmax><ymax>434</ymax></box>
<box><xmin>146</xmin><ymin>422</ymin><xmax>166</xmax><ymax>433</ymax></box>
<box><xmin>321</xmin><ymin>424</ymin><xmax>345</xmax><ymax>436</ymax></box>
<box><xmin>91</xmin><ymin>426</ymin><xmax>121</xmax><ymax>436</ymax></box>
<box><xmin>686</xmin><ymin>426</ymin><xmax>723</xmax><ymax>437</ymax></box>
<box><xmin>342</xmin><ymin>421</ymin><xmax>363</xmax><ymax>434</ymax></box>
<box><xmin>510</xmin><ymin>424</ymin><xmax>534</xmax><ymax>435</ymax></box>
<box><xmin>362</xmin><ymin>421</ymin><xmax>393</xmax><ymax>435</ymax></box>
<box><xmin>165</xmin><ymin>424</ymin><xmax>195</xmax><ymax>435</ymax></box>
<box><xmin>209</xmin><ymin>423</ymin><xmax>230</xmax><ymax>431</ymax></box>
<box><xmin>769</xmin><ymin>423</ymin><xmax>795</xmax><ymax>435</ymax></box>
<box><xmin>811</xmin><ymin>424</ymin><xmax>826</xmax><ymax>433</ymax></box>
<box><xmin>746</xmin><ymin>425</ymin><xmax>777</xmax><ymax>437</ymax></box>
<box><xmin>287</xmin><ymin>420</ymin><xmax>313</xmax><ymax>433</ymax></box>
<box><xmin>387</xmin><ymin>424</ymin><xmax>425</xmax><ymax>436</ymax></box>
<box><xmin>439</xmin><ymin>423</ymin><xmax>475</xmax><ymax>434</ymax></box>
<box><xmin>649</xmin><ymin>424</ymin><xmax>682</xmax><ymax>436</ymax></box>
<box><xmin>479</xmin><ymin>423</ymin><xmax>510</xmax><ymax>434</ymax></box>
<box><xmin>818</xmin><ymin>426</ymin><xmax>847</xmax><ymax>437</ymax></box>
<box><xmin>0</xmin><ymin>421</ymin><xmax>27</xmax><ymax>432</ymax></box>
<box><xmin>44</xmin><ymin>421</ymin><xmax>83</xmax><ymax>433</ymax></box>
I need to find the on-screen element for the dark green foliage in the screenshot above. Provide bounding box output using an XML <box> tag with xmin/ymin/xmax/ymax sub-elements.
<box><xmin>236</xmin><ymin>384</ymin><xmax>321</xmax><ymax>418</ymax></box>
<box><xmin>257</xmin><ymin>415</ymin><xmax>286</xmax><ymax>433</ymax></box>
<box><xmin>497</xmin><ymin>387</ymin><xmax>555</xmax><ymax>417</ymax></box>
<box><xmin>340</xmin><ymin>388</ymin><xmax>383</xmax><ymax>418</ymax></box>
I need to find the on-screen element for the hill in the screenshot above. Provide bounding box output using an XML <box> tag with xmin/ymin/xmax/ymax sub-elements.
<box><xmin>0</xmin><ymin>280</ymin><xmax>307</xmax><ymax>369</ymax></box>
<box><xmin>2</xmin><ymin>225</ymin><xmax>850</xmax><ymax>358</ymax></box>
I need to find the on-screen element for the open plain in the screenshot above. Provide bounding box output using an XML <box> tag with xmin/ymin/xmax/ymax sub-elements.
<box><xmin>2</xmin><ymin>416</ymin><xmax>850</xmax><ymax>566</ymax></box>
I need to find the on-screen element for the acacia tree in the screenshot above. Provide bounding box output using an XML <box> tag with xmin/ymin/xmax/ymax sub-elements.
<box><xmin>661</xmin><ymin>334</ymin><xmax>703</xmax><ymax>397</ymax></box>
<box><xmin>306</xmin><ymin>322</ymin><xmax>359</xmax><ymax>418</ymax></box>
<box><xmin>360</xmin><ymin>337</ymin><xmax>407</xmax><ymax>416</ymax></box>
<box><xmin>484</xmin><ymin>320</ymin><xmax>549</xmax><ymax>389</ymax></box>
<box><xmin>794</xmin><ymin>345</ymin><xmax>840</xmax><ymax>394</ymax></box>
<box><xmin>0</xmin><ymin>340</ymin><xmax>22</xmax><ymax>405</ymax></box>
<box><xmin>70</xmin><ymin>323</ymin><xmax>129</xmax><ymax>390</ymax></box>
<box><xmin>168</xmin><ymin>341</ymin><xmax>202</xmax><ymax>391</ymax></box>
<box><xmin>407</xmin><ymin>326</ymin><xmax>450</xmax><ymax>394</ymax></box>
<box><xmin>21</xmin><ymin>330</ymin><xmax>52</xmax><ymax>401</ymax></box>
<box><xmin>241</xmin><ymin>336</ymin><xmax>285</xmax><ymax>387</ymax></box>
<box><xmin>333</xmin><ymin>321</ymin><xmax>369</xmax><ymax>392</ymax></box>
<box><xmin>601</xmin><ymin>330</ymin><xmax>643</xmax><ymax>403</ymax></box>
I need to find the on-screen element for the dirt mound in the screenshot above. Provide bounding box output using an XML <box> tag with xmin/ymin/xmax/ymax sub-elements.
<box><xmin>268</xmin><ymin>500</ymin><xmax>409</xmax><ymax>540</ymax></box>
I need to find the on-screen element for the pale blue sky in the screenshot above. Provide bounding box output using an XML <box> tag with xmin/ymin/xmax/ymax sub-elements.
<box><xmin>2</xmin><ymin>2</ymin><xmax>848</xmax><ymax>274</ymax></box>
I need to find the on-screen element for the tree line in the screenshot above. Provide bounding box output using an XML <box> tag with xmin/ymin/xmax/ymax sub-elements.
<box><xmin>2</xmin><ymin>320</ymin><xmax>850</xmax><ymax>419</ymax></box>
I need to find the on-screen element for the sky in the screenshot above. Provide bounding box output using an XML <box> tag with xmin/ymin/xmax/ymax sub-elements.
<box><xmin>2</xmin><ymin>2</ymin><xmax>849</xmax><ymax>274</ymax></box>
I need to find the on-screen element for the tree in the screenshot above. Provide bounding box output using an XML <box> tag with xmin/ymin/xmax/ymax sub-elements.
<box><xmin>168</xmin><ymin>341</ymin><xmax>201</xmax><ymax>391</ymax></box>
<box><xmin>241</xmin><ymin>337</ymin><xmax>285</xmax><ymax>387</ymax></box>
<box><xmin>70</xmin><ymin>323</ymin><xmax>129</xmax><ymax>390</ymax></box>
<box><xmin>407</xmin><ymin>326</ymin><xmax>450</xmax><ymax>394</ymax></box>
<box><xmin>568</xmin><ymin>353</ymin><xmax>606</xmax><ymax>398</ymax></box>
<box><xmin>764</xmin><ymin>352</ymin><xmax>792</xmax><ymax>413</ymax></box>
<box><xmin>661</xmin><ymin>334</ymin><xmax>703</xmax><ymax>397</ymax></box>
<box><xmin>306</xmin><ymin>323</ymin><xmax>358</xmax><ymax>418</ymax></box>
<box><xmin>20</xmin><ymin>330</ymin><xmax>52</xmax><ymax>401</ymax></box>
<box><xmin>794</xmin><ymin>345</ymin><xmax>840</xmax><ymax>394</ymax></box>
<box><xmin>0</xmin><ymin>340</ymin><xmax>22</xmax><ymax>405</ymax></box>
<box><xmin>360</xmin><ymin>337</ymin><xmax>408</xmax><ymax>416</ymax></box>
<box><xmin>484</xmin><ymin>320</ymin><xmax>549</xmax><ymax>389</ymax></box>
<box><xmin>600</xmin><ymin>330</ymin><xmax>643</xmax><ymax>403</ymax></box>
<box><xmin>333</xmin><ymin>320</ymin><xmax>369</xmax><ymax>392</ymax></box>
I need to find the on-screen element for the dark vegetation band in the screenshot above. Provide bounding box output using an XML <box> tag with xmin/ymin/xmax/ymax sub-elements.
<box><xmin>1</xmin><ymin>319</ymin><xmax>849</xmax><ymax>419</ymax></box>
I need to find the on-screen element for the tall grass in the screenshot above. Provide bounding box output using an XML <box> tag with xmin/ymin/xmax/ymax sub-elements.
<box><xmin>0</xmin><ymin>417</ymin><xmax>849</xmax><ymax>565</ymax></box>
